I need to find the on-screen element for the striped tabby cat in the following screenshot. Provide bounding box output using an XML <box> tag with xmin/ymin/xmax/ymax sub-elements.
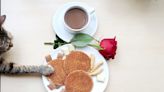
<box><xmin>0</xmin><ymin>15</ymin><xmax>54</xmax><ymax>75</ymax></box>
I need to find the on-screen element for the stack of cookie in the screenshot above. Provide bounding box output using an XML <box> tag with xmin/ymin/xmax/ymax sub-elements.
<box><xmin>46</xmin><ymin>50</ymin><xmax>93</xmax><ymax>92</ymax></box>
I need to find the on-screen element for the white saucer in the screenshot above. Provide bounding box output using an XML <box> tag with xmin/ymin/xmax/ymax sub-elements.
<box><xmin>52</xmin><ymin>2</ymin><xmax>98</xmax><ymax>42</ymax></box>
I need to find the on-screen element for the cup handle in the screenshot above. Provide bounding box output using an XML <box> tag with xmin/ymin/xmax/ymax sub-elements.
<box><xmin>89</xmin><ymin>7</ymin><xmax>95</xmax><ymax>15</ymax></box>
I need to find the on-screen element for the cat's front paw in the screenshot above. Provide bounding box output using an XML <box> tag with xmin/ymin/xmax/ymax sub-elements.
<box><xmin>39</xmin><ymin>65</ymin><xmax>54</xmax><ymax>75</ymax></box>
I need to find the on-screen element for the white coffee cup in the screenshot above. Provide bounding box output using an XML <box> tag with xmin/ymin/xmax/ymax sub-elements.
<box><xmin>63</xmin><ymin>5</ymin><xmax>94</xmax><ymax>34</ymax></box>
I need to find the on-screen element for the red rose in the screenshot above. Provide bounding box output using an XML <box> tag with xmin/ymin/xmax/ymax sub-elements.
<box><xmin>99</xmin><ymin>37</ymin><xmax>117</xmax><ymax>60</ymax></box>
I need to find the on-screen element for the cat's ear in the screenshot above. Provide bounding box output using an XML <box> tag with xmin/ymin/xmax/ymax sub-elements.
<box><xmin>0</xmin><ymin>15</ymin><xmax>6</xmax><ymax>27</ymax></box>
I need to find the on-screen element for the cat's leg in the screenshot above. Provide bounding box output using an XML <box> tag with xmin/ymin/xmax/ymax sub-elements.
<box><xmin>0</xmin><ymin>60</ymin><xmax>54</xmax><ymax>75</ymax></box>
<box><xmin>10</xmin><ymin>65</ymin><xmax>54</xmax><ymax>75</ymax></box>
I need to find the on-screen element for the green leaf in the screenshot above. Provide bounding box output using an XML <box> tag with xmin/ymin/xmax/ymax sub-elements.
<box><xmin>53</xmin><ymin>43</ymin><xmax>58</xmax><ymax>49</ymax></box>
<box><xmin>52</xmin><ymin>35</ymin><xmax>68</xmax><ymax>49</ymax></box>
<box><xmin>45</xmin><ymin>35</ymin><xmax>68</xmax><ymax>49</ymax></box>
<box><xmin>70</xmin><ymin>33</ymin><xmax>94</xmax><ymax>48</ymax></box>
<box><xmin>55</xmin><ymin>35</ymin><xmax>66</xmax><ymax>43</ymax></box>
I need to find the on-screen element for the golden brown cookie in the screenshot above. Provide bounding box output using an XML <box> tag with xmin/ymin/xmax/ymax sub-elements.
<box><xmin>64</xmin><ymin>51</ymin><xmax>91</xmax><ymax>75</ymax></box>
<box><xmin>65</xmin><ymin>70</ymin><xmax>93</xmax><ymax>92</ymax></box>
<box><xmin>48</xmin><ymin>59</ymin><xmax>66</xmax><ymax>86</ymax></box>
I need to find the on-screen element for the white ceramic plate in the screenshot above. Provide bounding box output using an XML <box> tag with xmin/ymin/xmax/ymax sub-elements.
<box><xmin>42</xmin><ymin>45</ymin><xmax>109</xmax><ymax>92</ymax></box>
<box><xmin>52</xmin><ymin>2</ymin><xmax>98</xmax><ymax>42</ymax></box>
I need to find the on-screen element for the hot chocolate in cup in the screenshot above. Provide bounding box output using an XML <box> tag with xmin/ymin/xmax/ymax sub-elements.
<box><xmin>63</xmin><ymin>5</ymin><xmax>94</xmax><ymax>33</ymax></box>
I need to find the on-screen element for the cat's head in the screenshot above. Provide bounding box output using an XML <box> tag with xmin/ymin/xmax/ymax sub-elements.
<box><xmin>0</xmin><ymin>15</ymin><xmax>13</xmax><ymax>54</ymax></box>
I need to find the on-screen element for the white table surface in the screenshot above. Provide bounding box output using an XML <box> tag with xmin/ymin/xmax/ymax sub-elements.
<box><xmin>1</xmin><ymin>0</ymin><xmax>164</xmax><ymax>92</ymax></box>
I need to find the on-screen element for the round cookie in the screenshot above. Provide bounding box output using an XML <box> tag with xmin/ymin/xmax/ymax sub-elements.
<box><xmin>64</xmin><ymin>51</ymin><xmax>91</xmax><ymax>75</ymax></box>
<box><xmin>65</xmin><ymin>70</ymin><xmax>93</xmax><ymax>92</ymax></box>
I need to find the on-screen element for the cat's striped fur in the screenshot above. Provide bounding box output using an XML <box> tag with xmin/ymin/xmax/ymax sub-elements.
<box><xmin>0</xmin><ymin>58</ymin><xmax>54</xmax><ymax>75</ymax></box>
<box><xmin>0</xmin><ymin>15</ymin><xmax>54</xmax><ymax>75</ymax></box>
